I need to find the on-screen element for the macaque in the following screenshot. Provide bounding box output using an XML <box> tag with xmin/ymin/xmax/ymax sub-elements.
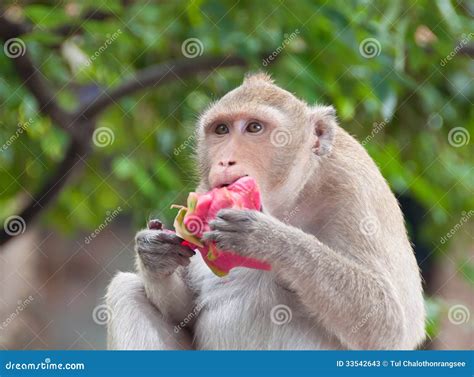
<box><xmin>106</xmin><ymin>73</ymin><xmax>425</xmax><ymax>350</ymax></box>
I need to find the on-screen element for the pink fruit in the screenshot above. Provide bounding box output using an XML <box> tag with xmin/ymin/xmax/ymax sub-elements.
<box><xmin>172</xmin><ymin>177</ymin><xmax>271</xmax><ymax>277</ymax></box>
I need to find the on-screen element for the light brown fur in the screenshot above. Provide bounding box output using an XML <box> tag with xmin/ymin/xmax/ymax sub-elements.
<box><xmin>106</xmin><ymin>74</ymin><xmax>426</xmax><ymax>350</ymax></box>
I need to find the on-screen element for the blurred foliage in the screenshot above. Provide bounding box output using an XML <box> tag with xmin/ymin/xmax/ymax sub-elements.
<box><xmin>0</xmin><ymin>0</ymin><xmax>472</xmax><ymax>253</ymax></box>
<box><xmin>424</xmin><ymin>296</ymin><xmax>443</xmax><ymax>340</ymax></box>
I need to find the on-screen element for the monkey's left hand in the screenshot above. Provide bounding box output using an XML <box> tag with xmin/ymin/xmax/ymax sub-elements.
<box><xmin>203</xmin><ymin>208</ymin><xmax>285</xmax><ymax>263</ymax></box>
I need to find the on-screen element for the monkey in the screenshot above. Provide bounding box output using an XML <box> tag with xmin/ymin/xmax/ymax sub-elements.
<box><xmin>106</xmin><ymin>73</ymin><xmax>426</xmax><ymax>350</ymax></box>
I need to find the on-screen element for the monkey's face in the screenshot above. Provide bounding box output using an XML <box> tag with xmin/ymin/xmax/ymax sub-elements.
<box><xmin>196</xmin><ymin>75</ymin><xmax>333</xmax><ymax>213</ymax></box>
<box><xmin>197</xmin><ymin>105</ymin><xmax>311</xmax><ymax>211</ymax></box>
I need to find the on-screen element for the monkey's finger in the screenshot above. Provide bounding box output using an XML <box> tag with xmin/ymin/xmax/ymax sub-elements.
<box><xmin>202</xmin><ymin>231</ymin><xmax>220</xmax><ymax>243</ymax></box>
<box><xmin>216</xmin><ymin>208</ymin><xmax>256</xmax><ymax>223</ymax></box>
<box><xmin>154</xmin><ymin>231</ymin><xmax>185</xmax><ymax>245</ymax></box>
<box><xmin>208</xmin><ymin>218</ymin><xmax>238</xmax><ymax>232</ymax></box>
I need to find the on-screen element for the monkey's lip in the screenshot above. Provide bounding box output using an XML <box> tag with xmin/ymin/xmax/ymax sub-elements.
<box><xmin>214</xmin><ymin>174</ymin><xmax>249</xmax><ymax>189</ymax></box>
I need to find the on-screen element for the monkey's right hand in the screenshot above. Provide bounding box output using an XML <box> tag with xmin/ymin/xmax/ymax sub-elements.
<box><xmin>135</xmin><ymin>222</ymin><xmax>195</xmax><ymax>276</ymax></box>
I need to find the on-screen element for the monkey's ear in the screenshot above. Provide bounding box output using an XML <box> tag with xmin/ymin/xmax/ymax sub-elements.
<box><xmin>309</xmin><ymin>105</ymin><xmax>337</xmax><ymax>156</ymax></box>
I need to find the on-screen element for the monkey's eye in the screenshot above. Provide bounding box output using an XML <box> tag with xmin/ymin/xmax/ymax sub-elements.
<box><xmin>246</xmin><ymin>122</ymin><xmax>263</xmax><ymax>133</ymax></box>
<box><xmin>214</xmin><ymin>124</ymin><xmax>229</xmax><ymax>135</ymax></box>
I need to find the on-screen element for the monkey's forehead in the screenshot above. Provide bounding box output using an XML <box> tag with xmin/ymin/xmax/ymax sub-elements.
<box><xmin>198</xmin><ymin>103</ymin><xmax>287</xmax><ymax>128</ymax></box>
<box><xmin>199</xmin><ymin>84</ymin><xmax>307</xmax><ymax>128</ymax></box>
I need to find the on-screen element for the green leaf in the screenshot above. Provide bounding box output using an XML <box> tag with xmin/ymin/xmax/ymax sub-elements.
<box><xmin>24</xmin><ymin>5</ymin><xmax>69</xmax><ymax>28</ymax></box>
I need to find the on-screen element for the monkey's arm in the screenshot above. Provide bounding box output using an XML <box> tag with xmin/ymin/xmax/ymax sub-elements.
<box><xmin>204</xmin><ymin>209</ymin><xmax>418</xmax><ymax>350</ymax></box>
<box><xmin>135</xmin><ymin>229</ymin><xmax>196</xmax><ymax>323</ymax></box>
<box><xmin>105</xmin><ymin>229</ymin><xmax>197</xmax><ymax>350</ymax></box>
<box><xmin>137</xmin><ymin>264</ymin><xmax>195</xmax><ymax>322</ymax></box>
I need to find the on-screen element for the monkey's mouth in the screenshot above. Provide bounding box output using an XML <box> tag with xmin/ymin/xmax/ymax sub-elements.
<box><xmin>215</xmin><ymin>174</ymin><xmax>249</xmax><ymax>188</ymax></box>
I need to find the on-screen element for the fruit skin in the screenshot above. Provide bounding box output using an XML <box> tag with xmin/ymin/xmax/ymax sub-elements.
<box><xmin>147</xmin><ymin>219</ymin><xmax>163</xmax><ymax>230</ymax></box>
<box><xmin>172</xmin><ymin>177</ymin><xmax>271</xmax><ymax>277</ymax></box>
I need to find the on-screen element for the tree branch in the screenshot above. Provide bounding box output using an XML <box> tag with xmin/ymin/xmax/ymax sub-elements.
<box><xmin>0</xmin><ymin>9</ymin><xmax>115</xmax><ymax>43</ymax></box>
<box><xmin>52</xmin><ymin>8</ymin><xmax>114</xmax><ymax>39</ymax></box>
<box><xmin>0</xmin><ymin>139</ymin><xmax>89</xmax><ymax>246</ymax></box>
<box><xmin>0</xmin><ymin>16</ymin><xmax>247</xmax><ymax>247</ymax></box>
<box><xmin>76</xmin><ymin>56</ymin><xmax>247</xmax><ymax>120</ymax></box>
<box><xmin>458</xmin><ymin>45</ymin><xmax>474</xmax><ymax>57</ymax></box>
<box><xmin>0</xmin><ymin>15</ymin><xmax>74</xmax><ymax>133</ymax></box>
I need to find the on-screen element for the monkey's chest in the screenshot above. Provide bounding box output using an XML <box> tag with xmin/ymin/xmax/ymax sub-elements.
<box><xmin>192</xmin><ymin>269</ymin><xmax>337</xmax><ymax>350</ymax></box>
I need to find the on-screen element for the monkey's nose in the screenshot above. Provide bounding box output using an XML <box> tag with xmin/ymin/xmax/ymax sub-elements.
<box><xmin>218</xmin><ymin>160</ymin><xmax>236</xmax><ymax>167</ymax></box>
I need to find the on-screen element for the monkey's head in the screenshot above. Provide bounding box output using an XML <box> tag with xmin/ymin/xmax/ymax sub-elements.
<box><xmin>196</xmin><ymin>73</ymin><xmax>336</xmax><ymax>212</ymax></box>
